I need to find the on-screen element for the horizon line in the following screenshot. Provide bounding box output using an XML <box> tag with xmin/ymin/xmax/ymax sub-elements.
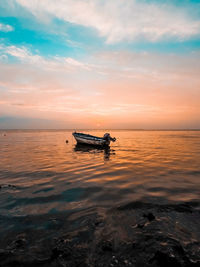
<box><xmin>1</xmin><ymin>128</ymin><xmax>200</xmax><ymax>131</ymax></box>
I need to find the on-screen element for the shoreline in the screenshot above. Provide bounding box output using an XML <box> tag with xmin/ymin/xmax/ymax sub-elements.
<box><xmin>0</xmin><ymin>201</ymin><xmax>199</xmax><ymax>267</ymax></box>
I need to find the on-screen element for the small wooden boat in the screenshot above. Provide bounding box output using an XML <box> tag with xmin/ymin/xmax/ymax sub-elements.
<box><xmin>72</xmin><ymin>132</ymin><xmax>116</xmax><ymax>146</ymax></box>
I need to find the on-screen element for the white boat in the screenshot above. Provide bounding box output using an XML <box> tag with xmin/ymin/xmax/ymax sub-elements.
<box><xmin>72</xmin><ymin>132</ymin><xmax>116</xmax><ymax>146</ymax></box>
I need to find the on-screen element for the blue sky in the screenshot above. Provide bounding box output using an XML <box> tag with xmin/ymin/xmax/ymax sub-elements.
<box><xmin>0</xmin><ymin>0</ymin><xmax>200</xmax><ymax>129</ymax></box>
<box><xmin>1</xmin><ymin>0</ymin><xmax>200</xmax><ymax>56</ymax></box>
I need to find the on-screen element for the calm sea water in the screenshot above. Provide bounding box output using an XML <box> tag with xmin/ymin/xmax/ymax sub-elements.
<box><xmin>0</xmin><ymin>130</ymin><xmax>200</xmax><ymax>232</ymax></box>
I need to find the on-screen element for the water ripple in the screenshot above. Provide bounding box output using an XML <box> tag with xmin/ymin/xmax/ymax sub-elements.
<box><xmin>0</xmin><ymin>130</ymin><xmax>200</xmax><ymax>225</ymax></box>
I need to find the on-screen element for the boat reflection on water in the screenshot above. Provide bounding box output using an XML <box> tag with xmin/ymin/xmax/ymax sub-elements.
<box><xmin>74</xmin><ymin>143</ymin><xmax>115</xmax><ymax>160</ymax></box>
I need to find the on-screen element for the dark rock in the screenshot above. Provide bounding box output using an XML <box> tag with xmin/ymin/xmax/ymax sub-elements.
<box><xmin>15</xmin><ymin>238</ymin><xmax>26</xmax><ymax>248</ymax></box>
<box><xmin>10</xmin><ymin>238</ymin><xmax>27</xmax><ymax>250</ymax></box>
<box><xmin>51</xmin><ymin>247</ymin><xmax>62</xmax><ymax>260</ymax></box>
<box><xmin>149</xmin><ymin>251</ymin><xmax>182</xmax><ymax>267</ymax></box>
<box><xmin>143</xmin><ymin>212</ymin><xmax>155</xmax><ymax>222</ymax></box>
<box><xmin>171</xmin><ymin>203</ymin><xmax>193</xmax><ymax>213</ymax></box>
<box><xmin>132</xmin><ymin>242</ymin><xmax>137</xmax><ymax>249</ymax></box>
<box><xmin>185</xmin><ymin>261</ymin><xmax>200</xmax><ymax>267</ymax></box>
<box><xmin>0</xmin><ymin>249</ymin><xmax>12</xmax><ymax>261</ymax></box>
<box><xmin>101</xmin><ymin>241</ymin><xmax>113</xmax><ymax>252</ymax></box>
<box><xmin>0</xmin><ymin>184</ymin><xmax>17</xmax><ymax>190</ymax></box>
<box><xmin>172</xmin><ymin>244</ymin><xmax>185</xmax><ymax>255</ymax></box>
<box><xmin>117</xmin><ymin>201</ymin><xmax>153</xmax><ymax>211</ymax></box>
<box><xmin>95</xmin><ymin>219</ymin><xmax>104</xmax><ymax>227</ymax></box>
<box><xmin>137</xmin><ymin>223</ymin><xmax>145</xmax><ymax>229</ymax></box>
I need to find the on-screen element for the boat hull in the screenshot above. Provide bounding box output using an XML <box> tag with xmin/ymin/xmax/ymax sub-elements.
<box><xmin>73</xmin><ymin>132</ymin><xmax>110</xmax><ymax>146</ymax></box>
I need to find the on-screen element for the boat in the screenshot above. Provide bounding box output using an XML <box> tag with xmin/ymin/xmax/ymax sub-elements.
<box><xmin>72</xmin><ymin>132</ymin><xmax>116</xmax><ymax>146</ymax></box>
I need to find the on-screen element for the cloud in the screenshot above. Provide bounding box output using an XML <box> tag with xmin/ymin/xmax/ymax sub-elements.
<box><xmin>94</xmin><ymin>50</ymin><xmax>200</xmax><ymax>78</ymax></box>
<box><xmin>0</xmin><ymin>43</ymin><xmax>200</xmax><ymax>128</ymax></box>
<box><xmin>0</xmin><ymin>44</ymin><xmax>99</xmax><ymax>123</ymax></box>
<box><xmin>0</xmin><ymin>23</ymin><xmax>14</xmax><ymax>32</ymax></box>
<box><xmin>15</xmin><ymin>0</ymin><xmax>200</xmax><ymax>43</ymax></box>
<box><xmin>0</xmin><ymin>44</ymin><xmax>91</xmax><ymax>72</ymax></box>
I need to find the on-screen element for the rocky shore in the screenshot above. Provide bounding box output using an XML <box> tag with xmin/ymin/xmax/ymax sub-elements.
<box><xmin>0</xmin><ymin>201</ymin><xmax>200</xmax><ymax>267</ymax></box>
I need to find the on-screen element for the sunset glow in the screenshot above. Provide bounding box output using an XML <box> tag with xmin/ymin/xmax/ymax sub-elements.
<box><xmin>0</xmin><ymin>0</ymin><xmax>200</xmax><ymax>129</ymax></box>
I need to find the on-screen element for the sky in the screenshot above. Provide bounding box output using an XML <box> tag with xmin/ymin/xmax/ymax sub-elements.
<box><xmin>0</xmin><ymin>0</ymin><xmax>200</xmax><ymax>129</ymax></box>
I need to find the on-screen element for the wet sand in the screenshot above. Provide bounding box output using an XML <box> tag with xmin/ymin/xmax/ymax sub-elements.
<box><xmin>0</xmin><ymin>201</ymin><xmax>200</xmax><ymax>267</ymax></box>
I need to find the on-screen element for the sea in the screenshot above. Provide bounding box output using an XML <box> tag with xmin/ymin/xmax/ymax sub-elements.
<box><xmin>0</xmin><ymin>130</ymin><xmax>200</xmax><ymax>237</ymax></box>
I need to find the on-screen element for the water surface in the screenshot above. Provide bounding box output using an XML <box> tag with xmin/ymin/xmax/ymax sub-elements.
<box><xmin>0</xmin><ymin>130</ymin><xmax>200</xmax><ymax>232</ymax></box>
